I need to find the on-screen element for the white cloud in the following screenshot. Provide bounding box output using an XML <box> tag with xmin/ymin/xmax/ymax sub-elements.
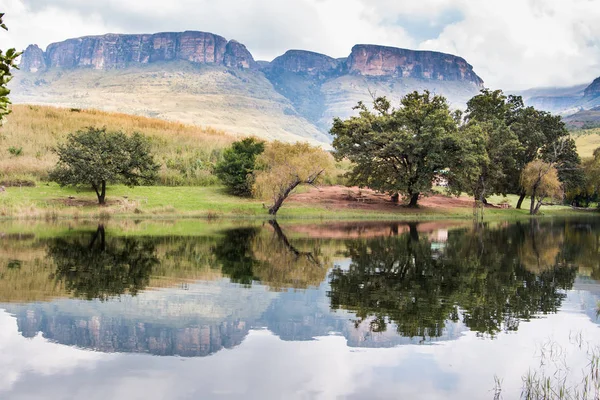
<box><xmin>2</xmin><ymin>0</ymin><xmax>600</xmax><ymax>89</ymax></box>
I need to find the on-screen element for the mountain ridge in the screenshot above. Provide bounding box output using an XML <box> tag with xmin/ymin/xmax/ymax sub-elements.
<box><xmin>14</xmin><ymin>30</ymin><xmax>485</xmax><ymax>144</ymax></box>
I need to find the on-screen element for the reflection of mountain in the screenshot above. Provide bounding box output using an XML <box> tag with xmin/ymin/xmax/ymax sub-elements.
<box><xmin>1</xmin><ymin>219</ymin><xmax>598</xmax><ymax>358</ymax></box>
<box><xmin>16</xmin><ymin>309</ymin><xmax>249</xmax><ymax>357</ymax></box>
<box><xmin>5</xmin><ymin>280</ymin><xmax>277</xmax><ymax>357</ymax></box>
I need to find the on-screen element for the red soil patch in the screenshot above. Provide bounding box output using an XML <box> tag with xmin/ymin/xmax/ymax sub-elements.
<box><xmin>288</xmin><ymin>186</ymin><xmax>477</xmax><ymax>212</ymax></box>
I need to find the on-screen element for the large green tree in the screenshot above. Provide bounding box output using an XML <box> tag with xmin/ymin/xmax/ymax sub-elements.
<box><xmin>448</xmin><ymin>118</ymin><xmax>520</xmax><ymax>204</ymax></box>
<box><xmin>50</xmin><ymin>127</ymin><xmax>160</xmax><ymax>204</ymax></box>
<box><xmin>214</xmin><ymin>137</ymin><xmax>265</xmax><ymax>197</ymax></box>
<box><xmin>466</xmin><ymin>89</ymin><xmax>582</xmax><ymax>208</ymax></box>
<box><xmin>331</xmin><ymin>91</ymin><xmax>459</xmax><ymax>207</ymax></box>
<box><xmin>0</xmin><ymin>13</ymin><xmax>21</xmax><ymax>124</ymax></box>
<box><xmin>454</xmin><ymin>89</ymin><xmax>523</xmax><ymax>204</ymax></box>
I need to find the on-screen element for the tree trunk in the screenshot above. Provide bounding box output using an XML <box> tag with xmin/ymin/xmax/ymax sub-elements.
<box><xmin>268</xmin><ymin>179</ymin><xmax>301</xmax><ymax>216</ymax></box>
<box><xmin>529</xmin><ymin>190</ymin><xmax>537</xmax><ymax>215</ymax></box>
<box><xmin>534</xmin><ymin>199</ymin><xmax>544</xmax><ymax>215</ymax></box>
<box><xmin>408</xmin><ymin>223</ymin><xmax>419</xmax><ymax>242</ymax></box>
<box><xmin>94</xmin><ymin>181</ymin><xmax>107</xmax><ymax>205</ymax></box>
<box><xmin>391</xmin><ymin>193</ymin><xmax>399</xmax><ymax>203</ymax></box>
<box><xmin>408</xmin><ymin>192</ymin><xmax>419</xmax><ymax>208</ymax></box>
<box><xmin>89</xmin><ymin>225</ymin><xmax>106</xmax><ymax>250</ymax></box>
<box><xmin>516</xmin><ymin>191</ymin><xmax>526</xmax><ymax>210</ymax></box>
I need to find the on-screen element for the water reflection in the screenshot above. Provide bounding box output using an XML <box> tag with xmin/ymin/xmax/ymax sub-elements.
<box><xmin>329</xmin><ymin>222</ymin><xmax>577</xmax><ymax>339</ymax></box>
<box><xmin>49</xmin><ymin>225</ymin><xmax>159</xmax><ymax>300</ymax></box>
<box><xmin>0</xmin><ymin>219</ymin><xmax>597</xmax><ymax>359</ymax></box>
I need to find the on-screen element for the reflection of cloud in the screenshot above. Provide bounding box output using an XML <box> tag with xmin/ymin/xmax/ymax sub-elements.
<box><xmin>2</xmin><ymin>296</ymin><xmax>600</xmax><ymax>400</ymax></box>
<box><xmin>0</xmin><ymin>309</ymin><xmax>104</xmax><ymax>394</ymax></box>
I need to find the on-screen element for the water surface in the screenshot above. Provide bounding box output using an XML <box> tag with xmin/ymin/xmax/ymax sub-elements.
<box><xmin>1</xmin><ymin>218</ymin><xmax>600</xmax><ymax>399</ymax></box>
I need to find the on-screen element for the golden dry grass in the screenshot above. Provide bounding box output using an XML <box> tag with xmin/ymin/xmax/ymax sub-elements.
<box><xmin>0</xmin><ymin>104</ymin><xmax>236</xmax><ymax>185</ymax></box>
<box><xmin>574</xmin><ymin>129</ymin><xmax>600</xmax><ymax>158</ymax></box>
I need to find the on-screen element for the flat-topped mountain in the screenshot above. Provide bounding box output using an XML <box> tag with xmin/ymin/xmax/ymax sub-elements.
<box><xmin>14</xmin><ymin>31</ymin><xmax>485</xmax><ymax>143</ymax></box>
<box><xmin>347</xmin><ymin>44</ymin><xmax>483</xmax><ymax>84</ymax></box>
<box><xmin>21</xmin><ymin>31</ymin><xmax>257</xmax><ymax>72</ymax></box>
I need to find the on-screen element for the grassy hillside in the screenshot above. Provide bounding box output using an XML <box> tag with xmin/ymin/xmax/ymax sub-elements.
<box><xmin>10</xmin><ymin>62</ymin><xmax>330</xmax><ymax>145</ymax></box>
<box><xmin>0</xmin><ymin>104</ymin><xmax>236</xmax><ymax>185</ymax></box>
<box><xmin>573</xmin><ymin>128</ymin><xmax>600</xmax><ymax>158</ymax></box>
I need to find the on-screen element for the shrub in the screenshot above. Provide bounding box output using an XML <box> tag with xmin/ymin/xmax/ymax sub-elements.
<box><xmin>214</xmin><ymin>138</ymin><xmax>265</xmax><ymax>196</ymax></box>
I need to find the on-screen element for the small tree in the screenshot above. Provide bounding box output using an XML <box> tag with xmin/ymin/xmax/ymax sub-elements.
<box><xmin>214</xmin><ymin>137</ymin><xmax>265</xmax><ymax>196</ymax></box>
<box><xmin>50</xmin><ymin>127</ymin><xmax>160</xmax><ymax>204</ymax></box>
<box><xmin>0</xmin><ymin>13</ymin><xmax>22</xmax><ymax>124</ymax></box>
<box><xmin>521</xmin><ymin>160</ymin><xmax>563</xmax><ymax>215</ymax></box>
<box><xmin>578</xmin><ymin>148</ymin><xmax>600</xmax><ymax>208</ymax></box>
<box><xmin>253</xmin><ymin>141</ymin><xmax>333</xmax><ymax>216</ymax></box>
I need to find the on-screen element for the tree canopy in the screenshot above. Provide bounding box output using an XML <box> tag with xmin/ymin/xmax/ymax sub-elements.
<box><xmin>253</xmin><ymin>141</ymin><xmax>334</xmax><ymax>215</ymax></box>
<box><xmin>0</xmin><ymin>13</ymin><xmax>21</xmax><ymax>124</ymax></box>
<box><xmin>214</xmin><ymin>137</ymin><xmax>265</xmax><ymax>197</ymax></box>
<box><xmin>448</xmin><ymin>90</ymin><xmax>522</xmax><ymax>203</ymax></box>
<box><xmin>49</xmin><ymin>127</ymin><xmax>160</xmax><ymax>204</ymax></box>
<box><xmin>331</xmin><ymin>91</ymin><xmax>460</xmax><ymax>207</ymax></box>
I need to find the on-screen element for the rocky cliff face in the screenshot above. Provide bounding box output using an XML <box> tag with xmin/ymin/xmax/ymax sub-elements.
<box><xmin>21</xmin><ymin>31</ymin><xmax>257</xmax><ymax>71</ymax></box>
<box><xmin>17</xmin><ymin>310</ymin><xmax>249</xmax><ymax>357</ymax></box>
<box><xmin>266</xmin><ymin>50</ymin><xmax>341</xmax><ymax>76</ymax></box>
<box><xmin>584</xmin><ymin>77</ymin><xmax>600</xmax><ymax>98</ymax></box>
<box><xmin>19</xmin><ymin>44</ymin><xmax>46</xmax><ymax>72</ymax></box>
<box><xmin>347</xmin><ymin>44</ymin><xmax>483</xmax><ymax>87</ymax></box>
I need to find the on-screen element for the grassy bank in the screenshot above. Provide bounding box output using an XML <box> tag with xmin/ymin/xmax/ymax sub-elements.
<box><xmin>0</xmin><ymin>183</ymin><xmax>593</xmax><ymax>221</ymax></box>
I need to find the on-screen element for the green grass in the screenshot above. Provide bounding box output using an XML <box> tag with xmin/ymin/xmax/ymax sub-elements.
<box><xmin>0</xmin><ymin>183</ymin><xmax>594</xmax><ymax>222</ymax></box>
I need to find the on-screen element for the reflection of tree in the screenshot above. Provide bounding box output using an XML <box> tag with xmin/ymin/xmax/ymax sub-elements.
<box><xmin>214</xmin><ymin>222</ymin><xmax>327</xmax><ymax>290</ymax></box>
<box><xmin>328</xmin><ymin>222</ymin><xmax>577</xmax><ymax>338</ymax></box>
<box><xmin>251</xmin><ymin>221</ymin><xmax>327</xmax><ymax>291</ymax></box>
<box><xmin>328</xmin><ymin>224</ymin><xmax>459</xmax><ymax>338</ymax></box>
<box><xmin>445</xmin><ymin>224</ymin><xmax>576</xmax><ymax>334</ymax></box>
<box><xmin>561</xmin><ymin>220</ymin><xmax>600</xmax><ymax>279</ymax></box>
<box><xmin>48</xmin><ymin>226</ymin><xmax>159</xmax><ymax>300</ymax></box>
<box><xmin>518</xmin><ymin>221</ymin><xmax>564</xmax><ymax>273</ymax></box>
<box><xmin>212</xmin><ymin>227</ymin><xmax>260</xmax><ymax>285</ymax></box>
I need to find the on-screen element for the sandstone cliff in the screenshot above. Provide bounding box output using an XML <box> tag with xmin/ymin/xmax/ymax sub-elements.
<box><xmin>346</xmin><ymin>44</ymin><xmax>483</xmax><ymax>86</ymax></box>
<box><xmin>21</xmin><ymin>31</ymin><xmax>257</xmax><ymax>71</ymax></box>
<box><xmin>266</xmin><ymin>50</ymin><xmax>341</xmax><ymax>76</ymax></box>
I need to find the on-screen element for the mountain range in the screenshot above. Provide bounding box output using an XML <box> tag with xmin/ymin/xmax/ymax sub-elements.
<box><xmin>12</xmin><ymin>30</ymin><xmax>484</xmax><ymax>144</ymax></box>
<box><xmin>516</xmin><ymin>77</ymin><xmax>600</xmax><ymax>126</ymax></box>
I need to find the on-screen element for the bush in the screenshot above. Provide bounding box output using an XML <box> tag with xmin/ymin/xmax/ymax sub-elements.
<box><xmin>8</xmin><ymin>146</ymin><xmax>23</xmax><ymax>156</ymax></box>
<box><xmin>214</xmin><ymin>138</ymin><xmax>265</xmax><ymax>196</ymax></box>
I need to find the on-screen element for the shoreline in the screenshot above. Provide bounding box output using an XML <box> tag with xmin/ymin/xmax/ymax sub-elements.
<box><xmin>0</xmin><ymin>184</ymin><xmax>596</xmax><ymax>222</ymax></box>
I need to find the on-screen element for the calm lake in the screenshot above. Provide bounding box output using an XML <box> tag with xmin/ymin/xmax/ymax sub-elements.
<box><xmin>1</xmin><ymin>218</ymin><xmax>600</xmax><ymax>399</ymax></box>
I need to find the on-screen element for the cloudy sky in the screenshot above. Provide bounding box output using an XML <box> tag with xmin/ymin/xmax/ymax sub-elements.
<box><xmin>2</xmin><ymin>0</ymin><xmax>600</xmax><ymax>90</ymax></box>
